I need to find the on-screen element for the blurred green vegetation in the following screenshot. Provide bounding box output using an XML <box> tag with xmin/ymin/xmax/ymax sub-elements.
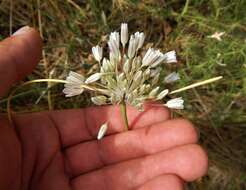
<box><xmin>0</xmin><ymin>0</ymin><xmax>246</xmax><ymax>189</ymax></box>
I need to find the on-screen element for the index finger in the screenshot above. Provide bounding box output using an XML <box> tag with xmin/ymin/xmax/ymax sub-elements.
<box><xmin>51</xmin><ymin>104</ymin><xmax>170</xmax><ymax>147</ymax></box>
<box><xmin>13</xmin><ymin>104</ymin><xmax>170</xmax><ymax>148</ymax></box>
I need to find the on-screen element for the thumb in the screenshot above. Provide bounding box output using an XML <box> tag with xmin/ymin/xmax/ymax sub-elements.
<box><xmin>0</xmin><ymin>26</ymin><xmax>42</xmax><ymax>97</ymax></box>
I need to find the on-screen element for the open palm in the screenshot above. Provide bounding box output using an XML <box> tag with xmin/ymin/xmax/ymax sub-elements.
<box><xmin>0</xmin><ymin>27</ymin><xmax>208</xmax><ymax>190</ymax></box>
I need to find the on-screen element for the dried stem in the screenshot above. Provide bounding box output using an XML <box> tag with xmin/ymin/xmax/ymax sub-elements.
<box><xmin>170</xmin><ymin>76</ymin><xmax>223</xmax><ymax>94</ymax></box>
<box><xmin>37</xmin><ymin>0</ymin><xmax>53</xmax><ymax>110</ymax></box>
<box><xmin>7</xmin><ymin>79</ymin><xmax>67</xmax><ymax>123</ymax></box>
<box><xmin>7</xmin><ymin>79</ymin><xmax>107</xmax><ymax>123</ymax></box>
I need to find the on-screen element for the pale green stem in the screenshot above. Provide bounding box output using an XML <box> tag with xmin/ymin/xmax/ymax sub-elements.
<box><xmin>119</xmin><ymin>101</ymin><xmax>129</xmax><ymax>131</ymax></box>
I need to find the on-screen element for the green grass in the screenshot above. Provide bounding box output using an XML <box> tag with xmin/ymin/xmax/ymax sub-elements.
<box><xmin>0</xmin><ymin>0</ymin><xmax>246</xmax><ymax>189</ymax></box>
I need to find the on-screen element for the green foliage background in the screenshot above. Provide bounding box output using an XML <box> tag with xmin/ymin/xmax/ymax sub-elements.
<box><xmin>0</xmin><ymin>0</ymin><xmax>245</xmax><ymax>189</ymax></box>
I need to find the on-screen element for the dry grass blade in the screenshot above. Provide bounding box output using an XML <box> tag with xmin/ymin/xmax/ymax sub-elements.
<box><xmin>170</xmin><ymin>76</ymin><xmax>223</xmax><ymax>95</ymax></box>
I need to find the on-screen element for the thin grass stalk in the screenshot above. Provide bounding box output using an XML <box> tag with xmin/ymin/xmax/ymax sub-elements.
<box><xmin>37</xmin><ymin>0</ymin><xmax>53</xmax><ymax>110</ymax></box>
<box><xmin>170</xmin><ymin>76</ymin><xmax>223</xmax><ymax>94</ymax></box>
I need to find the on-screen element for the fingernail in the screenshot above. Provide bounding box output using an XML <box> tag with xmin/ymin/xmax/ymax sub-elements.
<box><xmin>12</xmin><ymin>26</ymin><xmax>31</xmax><ymax>36</ymax></box>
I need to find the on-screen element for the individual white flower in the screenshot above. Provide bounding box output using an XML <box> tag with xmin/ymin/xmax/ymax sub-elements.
<box><xmin>151</xmin><ymin>53</ymin><xmax>166</xmax><ymax>67</ymax></box>
<box><xmin>110</xmin><ymin>31</ymin><xmax>120</xmax><ymax>48</ymax></box>
<box><xmin>131</xmin><ymin>56</ymin><xmax>141</xmax><ymax>71</ymax></box>
<box><xmin>65</xmin><ymin>71</ymin><xmax>85</xmax><ymax>83</ymax></box>
<box><xmin>165</xmin><ymin>97</ymin><xmax>184</xmax><ymax>109</ymax></box>
<box><xmin>97</xmin><ymin>123</ymin><xmax>108</xmax><ymax>140</ymax></box>
<box><xmin>151</xmin><ymin>72</ymin><xmax>160</xmax><ymax>85</ymax></box>
<box><xmin>108</xmin><ymin>32</ymin><xmax>120</xmax><ymax>59</ymax></box>
<box><xmin>163</xmin><ymin>50</ymin><xmax>177</xmax><ymax>63</ymax></box>
<box><xmin>149</xmin><ymin>86</ymin><xmax>160</xmax><ymax>98</ymax></box>
<box><xmin>142</xmin><ymin>48</ymin><xmax>153</xmax><ymax>66</ymax></box>
<box><xmin>156</xmin><ymin>89</ymin><xmax>169</xmax><ymax>100</ymax></box>
<box><xmin>85</xmin><ymin>73</ymin><xmax>102</xmax><ymax>84</ymax></box>
<box><xmin>128</xmin><ymin>35</ymin><xmax>137</xmax><ymax>58</ymax></box>
<box><xmin>142</xmin><ymin>48</ymin><xmax>163</xmax><ymax>67</ymax></box>
<box><xmin>108</xmin><ymin>41</ymin><xmax>117</xmax><ymax>58</ymax></box>
<box><xmin>139</xmin><ymin>84</ymin><xmax>150</xmax><ymax>94</ymax></box>
<box><xmin>134</xmin><ymin>32</ymin><xmax>145</xmax><ymax>50</ymax></box>
<box><xmin>123</xmin><ymin>59</ymin><xmax>130</xmax><ymax>73</ymax></box>
<box><xmin>92</xmin><ymin>45</ymin><xmax>103</xmax><ymax>62</ymax></box>
<box><xmin>129</xmin><ymin>70</ymin><xmax>142</xmax><ymax>91</ymax></box>
<box><xmin>63</xmin><ymin>71</ymin><xmax>85</xmax><ymax>97</ymax></box>
<box><xmin>164</xmin><ymin>72</ymin><xmax>180</xmax><ymax>83</ymax></box>
<box><xmin>101</xmin><ymin>58</ymin><xmax>110</xmax><ymax>72</ymax></box>
<box><xmin>143</xmin><ymin>68</ymin><xmax>151</xmax><ymax>79</ymax></box>
<box><xmin>91</xmin><ymin>96</ymin><xmax>107</xmax><ymax>105</ymax></box>
<box><xmin>109</xmin><ymin>51</ymin><xmax>118</xmax><ymax>66</ymax></box>
<box><xmin>101</xmin><ymin>58</ymin><xmax>115</xmax><ymax>72</ymax></box>
<box><xmin>121</xmin><ymin>23</ymin><xmax>128</xmax><ymax>47</ymax></box>
<box><xmin>63</xmin><ymin>86</ymin><xmax>84</xmax><ymax>97</ymax></box>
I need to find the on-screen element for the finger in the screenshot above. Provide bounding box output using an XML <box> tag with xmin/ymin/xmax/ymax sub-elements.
<box><xmin>71</xmin><ymin>144</ymin><xmax>208</xmax><ymax>190</ymax></box>
<box><xmin>33</xmin><ymin>151</ymin><xmax>71</xmax><ymax>190</ymax></box>
<box><xmin>136</xmin><ymin>174</ymin><xmax>184</xmax><ymax>190</ymax></box>
<box><xmin>0</xmin><ymin>26</ymin><xmax>42</xmax><ymax>97</ymax></box>
<box><xmin>0</xmin><ymin>116</ymin><xmax>21</xmax><ymax>190</ymax></box>
<box><xmin>49</xmin><ymin>104</ymin><xmax>170</xmax><ymax>147</ymax></box>
<box><xmin>13</xmin><ymin>104</ymin><xmax>170</xmax><ymax>147</ymax></box>
<box><xmin>64</xmin><ymin>119</ymin><xmax>198</xmax><ymax>176</ymax></box>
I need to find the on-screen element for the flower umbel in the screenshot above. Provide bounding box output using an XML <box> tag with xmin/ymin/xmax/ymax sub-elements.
<box><xmin>63</xmin><ymin>23</ymin><xmax>180</xmax><ymax>112</ymax></box>
<box><xmin>63</xmin><ymin>23</ymin><xmax>199</xmax><ymax>135</ymax></box>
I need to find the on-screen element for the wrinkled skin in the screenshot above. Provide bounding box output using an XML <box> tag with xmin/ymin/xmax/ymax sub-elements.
<box><xmin>0</xmin><ymin>27</ymin><xmax>208</xmax><ymax>190</ymax></box>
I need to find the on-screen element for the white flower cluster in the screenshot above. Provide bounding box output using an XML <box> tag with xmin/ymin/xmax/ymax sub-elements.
<box><xmin>63</xmin><ymin>23</ymin><xmax>184</xmax><ymax>110</ymax></box>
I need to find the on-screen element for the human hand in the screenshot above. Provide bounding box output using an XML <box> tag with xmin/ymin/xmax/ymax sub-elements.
<box><xmin>0</xmin><ymin>26</ymin><xmax>208</xmax><ymax>190</ymax></box>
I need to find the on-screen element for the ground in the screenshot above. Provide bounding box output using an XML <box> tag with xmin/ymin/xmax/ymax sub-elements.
<box><xmin>0</xmin><ymin>0</ymin><xmax>246</xmax><ymax>189</ymax></box>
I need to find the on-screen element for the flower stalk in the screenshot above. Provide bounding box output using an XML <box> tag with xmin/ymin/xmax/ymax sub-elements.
<box><xmin>120</xmin><ymin>100</ymin><xmax>129</xmax><ymax>131</ymax></box>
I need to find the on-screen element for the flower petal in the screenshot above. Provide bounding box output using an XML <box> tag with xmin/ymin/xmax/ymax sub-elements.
<box><xmin>164</xmin><ymin>72</ymin><xmax>180</xmax><ymax>83</ymax></box>
<box><xmin>165</xmin><ymin>97</ymin><xmax>184</xmax><ymax>109</ymax></box>
<box><xmin>97</xmin><ymin>123</ymin><xmax>108</xmax><ymax>140</ymax></box>
<box><xmin>91</xmin><ymin>95</ymin><xmax>108</xmax><ymax>105</ymax></box>
<box><xmin>156</xmin><ymin>89</ymin><xmax>169</xmax><ymax>100</ymax></box>
<box><xmin>121</xmin><ymin>23</ymin><xmax>128</xmax><ymax>47</ymax></box>
<box><xmin>85</xmin><ymin>73</ymin><xmax>102</xmax><ymax>84</ymax></box>
<box><xmin>92</xmin><ymin>45</ymin><xmax>103</xmax><ymax>62</ymax></box>
<box><xmin>163</xmin><ymin>50</ymin><xmax>177</xmax><ymax>63</ymax></box>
